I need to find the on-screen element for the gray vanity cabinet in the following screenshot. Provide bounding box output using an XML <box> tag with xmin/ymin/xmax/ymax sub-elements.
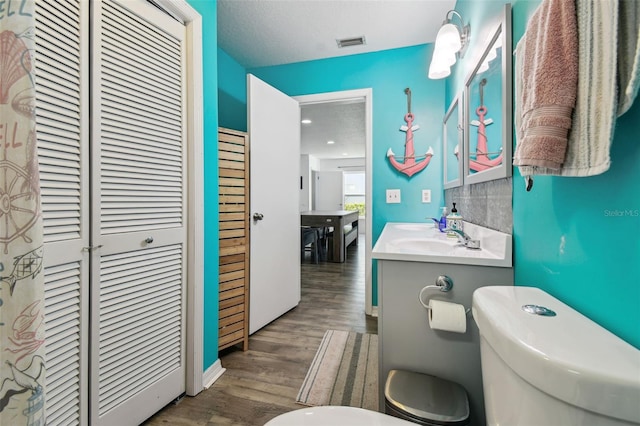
<box><xmin>377</xmin><ymin>259</ymin><xmax>513</xmax><ymax>426</ymax></box>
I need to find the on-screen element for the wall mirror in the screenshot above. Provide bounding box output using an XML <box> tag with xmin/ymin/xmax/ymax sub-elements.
<box><xmin>464</xmin><ymin>3</ymin><xmax>512</xmax><ymax>184</ymax></box>
<box><xmin>443</xmin><ymin>92</ymin><xmax>464</xmax><ymax>189</ymax></box>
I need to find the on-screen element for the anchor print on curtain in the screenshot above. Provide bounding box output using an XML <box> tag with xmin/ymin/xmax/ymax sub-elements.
<box><xmin>0</xmin><ymin>1</ymin><xmax>46</xmax><ymax>425</ymax></box>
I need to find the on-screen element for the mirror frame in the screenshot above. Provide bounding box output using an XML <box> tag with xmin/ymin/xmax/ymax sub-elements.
<box><xmin>443</xmin><ymin>92</ymin><xmax>464</xmax><ymax>189</ymax></box>
<box><xmin>463</xmin><ymin>3</ymin><xmax>512</xmax><ymax>184</ymax></box>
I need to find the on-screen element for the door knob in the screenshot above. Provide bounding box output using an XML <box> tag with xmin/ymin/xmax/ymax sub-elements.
<box><xmin>145</xmin><ymin>237</ymin><xmax>154</xmax><ymax>244</ymax></box>
<box><xmin>253</xmin><ymin>213</ymin><xmax>264</xmax><ymax>221</ymax></box>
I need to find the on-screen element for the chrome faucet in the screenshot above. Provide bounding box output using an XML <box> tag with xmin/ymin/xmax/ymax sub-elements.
<box><xmin>445</xmin><ymin>228</ymin><xmax>481</xmax><ymax>250</ymax></box>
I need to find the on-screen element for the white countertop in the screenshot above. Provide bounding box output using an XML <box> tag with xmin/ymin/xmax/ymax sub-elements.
<box><xmin>372</xmin><ymin>222</ymin><xmax>512</xmax><ymax>267</ymax></box>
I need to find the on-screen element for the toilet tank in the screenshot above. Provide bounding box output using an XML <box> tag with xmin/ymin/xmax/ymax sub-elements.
<box><xmin>472</xmin><ymin>286</ymin><xmax>640</xmax><ymax>426</ymax></box>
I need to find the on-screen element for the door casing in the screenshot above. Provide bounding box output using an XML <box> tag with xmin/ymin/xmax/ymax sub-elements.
<box><xmin>294</xmin><ymin>89</ymin><xmax>374</xmax><ymax>316</ymax></box>
<box><xmin>151</xmin><ymin>0</ymin><xmax>204</xmax><ymax>397</ymax></box>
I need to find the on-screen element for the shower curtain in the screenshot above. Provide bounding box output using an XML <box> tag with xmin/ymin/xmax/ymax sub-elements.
<box><xmin>0</xmin><ymin>1</ymin><xmax>46</xmax><ymax>424</ymax></box>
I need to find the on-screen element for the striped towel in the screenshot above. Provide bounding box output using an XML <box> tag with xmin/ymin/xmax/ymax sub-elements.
<box><xmin>617</xmin><ymin>0</ymin><xmax>640</xmax><ymax>117</ymax></box>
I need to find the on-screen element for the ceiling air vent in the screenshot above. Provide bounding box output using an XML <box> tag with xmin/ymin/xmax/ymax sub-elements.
<box><xmin>336</xmin><ymin>36</ymin><xmax>366</xmax><ymax>48</ymax></box>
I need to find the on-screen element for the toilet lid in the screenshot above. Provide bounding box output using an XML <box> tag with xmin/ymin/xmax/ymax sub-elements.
<box><xmin>385</xmin><ymin>370</ymin><xmax>469</xmax><ymax>424</ymax></box>
<box><xmin>265</xmin><ymin>406</ymin><xmax>415</xmax><ymax>426</ymax></box>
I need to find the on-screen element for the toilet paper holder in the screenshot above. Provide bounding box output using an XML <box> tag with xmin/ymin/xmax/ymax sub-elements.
<box><xmin>418</xmin><ymin>275</ymin><xmax>471</xmax><ymax>314</ymax></box>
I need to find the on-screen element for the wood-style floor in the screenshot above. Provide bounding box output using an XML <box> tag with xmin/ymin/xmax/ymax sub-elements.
<box><xmin>144</xmin><ymin>235</ymin><xmax>376</xmax><ymax>425</ymax></box>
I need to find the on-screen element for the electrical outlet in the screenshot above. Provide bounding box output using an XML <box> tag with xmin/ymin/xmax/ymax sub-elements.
<box><xmin>386</xmin><ymin>189</ymin><xmax>401</xmax><ymax>204</ymax></box>
<box><xmin>422</xmin><ymin>189</ymin><xmax>431</xmax><ymax>203</ymax></box>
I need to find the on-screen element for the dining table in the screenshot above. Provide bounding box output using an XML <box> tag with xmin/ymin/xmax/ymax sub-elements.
<box><xmin>300</xmin><ymin>210</ymin><xmax>359</xmax><ymax>263</ymax></box>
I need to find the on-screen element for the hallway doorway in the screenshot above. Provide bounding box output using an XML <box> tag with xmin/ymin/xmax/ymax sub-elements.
<box><xmin>295</xmin><ymin>89</ymin><xmax>374</xmax><ymax>316</ymax></box>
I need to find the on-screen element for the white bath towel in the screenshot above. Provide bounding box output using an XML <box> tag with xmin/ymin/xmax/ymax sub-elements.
<box><xmin>516</xmin><ymin>0</ymin><xmax>619</xmax><ymax>177</ymax></box>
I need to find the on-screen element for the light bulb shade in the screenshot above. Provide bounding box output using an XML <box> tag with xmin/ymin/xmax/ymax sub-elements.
<box><xmin>428</xmin><ymin>59</ymin><xmax>451</xmax><ymax>79</ymax></box>
<box><xmin>428</xmin><ymin>41</ymin><xmax>456</xmax><ymax>79</ymax></box>
<box><xmin>431</xmin><ymin>45</ymin><xmax>456</xmax><ymax>67</ymax></box>
<box><xmin>435</xmin><ymin>23</ymin><xmax>462</xmax><ymax>53</ymax></box>
<box><xmin>427</xmin><ymin>10</ymin><xmax>469</xmax><ymax>79</ymax></box>
<box><xmin>440</xmin><ymin>50</ymin><xmax>457</xmax><ymax>67</ymax></box>
<box><xmin>428</xmin><ymin>66</ymin><xmax>451</xmax><ymax>79</ymax></box>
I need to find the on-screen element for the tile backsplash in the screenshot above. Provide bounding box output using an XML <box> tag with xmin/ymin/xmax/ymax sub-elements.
<box><xmin>444</xmin><ymin>177</ymin><xmax>512</xmax><ymax>234</ymax></box>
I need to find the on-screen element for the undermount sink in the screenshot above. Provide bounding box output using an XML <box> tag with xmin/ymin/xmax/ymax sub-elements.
<box><xmin>372</xmin><ymin>222</ymin><xmax>512</xmax><ymax>267</ymax></box>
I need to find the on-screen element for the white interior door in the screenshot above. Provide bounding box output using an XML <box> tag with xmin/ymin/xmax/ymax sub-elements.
<box><xmin>36</xmin><ymin>1</ymin><xmax>90</xmax><ymax>424</ymax></box>
<box><xmin>90</xmin><ymin>1</ymin><xmax>186</xmax><ymax>424</ymax></box>
<box><xmin>314</xmin><ymin>170</ymin><xmax>344</xmax><ymax>210</ymax></box>
<box><xmin>248</xmin><ymin>74</ymin><xmax>301</xmax><ymax>334</ymax></box>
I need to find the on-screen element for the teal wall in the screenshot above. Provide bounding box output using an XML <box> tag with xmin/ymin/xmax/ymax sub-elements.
<box><xmin>452</xmin><ymin>0</ymin><xmax>640</xmax><ymax>349</ymax></box>
<box><xmin>218</xmin><ymin>48</ymin><xmax>247</xmax><ymax>131</ymax></box>
<box><xmin>216</xmin><ymin>0</ymin><xmax>640</xmax><ymax>349</ymax></box>
<box><xmin>249</xmin><ymin>45</ymin><xmax>446</xmax><ymax>305</ymax></box>
<box><xmin>509</xmin><ymin>0</ymin><xmax>640</xmax><ymax>349</ymax></box>
<box><xmin>514</xmin><ymin>101</ymin><xmax>640</xmax><ymax>349</ymax></box>
<box><xmin>187</xmin><ymin>0</ymin><xmax>219</xmax><ymax>370</ymax></box>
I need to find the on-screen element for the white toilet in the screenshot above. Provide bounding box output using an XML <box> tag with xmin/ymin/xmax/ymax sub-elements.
<box><xmin>266</xmin><ymin>286</ymin><xmax>640</xmax><ymax>426</ymax></box>
<box><xmin>473</xmin><ymin>286</ymin><xmax>640</xmax><ymax>426</ymax></box>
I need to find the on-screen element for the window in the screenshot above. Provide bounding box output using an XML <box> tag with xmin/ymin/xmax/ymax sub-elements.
<box><xmin>344</xmin><ymin>171</ymin><xmax>365</xmax><ymax>217</ymax></box>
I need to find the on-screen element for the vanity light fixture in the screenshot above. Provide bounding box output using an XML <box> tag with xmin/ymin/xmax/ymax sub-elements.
<box><xmin>428</xmin><ymin>10</ymin><xmax>470</xmax><ymax>80</ymax></box>
<box><xmin>301</xmin><ymin>119</ymin><xmax>312</xmax><ymax>124</ymax></box>
<box><xmin>327</xmin><ymin>140</ymin><xmax>335</xmax><ymax>144</ymax></box>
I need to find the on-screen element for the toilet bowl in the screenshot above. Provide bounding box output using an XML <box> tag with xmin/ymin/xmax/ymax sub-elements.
<box><xmin>264</xmin><ymin>406</ymin><xmax>416</xmax><ymax>425</ymax></box>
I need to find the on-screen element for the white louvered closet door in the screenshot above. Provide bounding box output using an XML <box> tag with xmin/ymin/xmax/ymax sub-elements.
<box><xmin>90</xmin><ymin>1</ymin><xmax>187</xmax><ymax>425</ymax></box>
<box><xmin>35</xmin><ymin>0</ymin><xmax>89</xmax><ymax>425</ymax></box>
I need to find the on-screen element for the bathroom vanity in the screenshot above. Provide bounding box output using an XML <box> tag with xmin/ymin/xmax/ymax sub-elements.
<box><xmin>372</xmin><ymin>222</ymin><xmax>513</xmax><ymax>426</ymax></box>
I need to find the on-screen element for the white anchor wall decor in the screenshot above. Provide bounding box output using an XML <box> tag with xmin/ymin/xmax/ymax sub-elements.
<box><xmin>387</xmin><ymin>88</ymin><xmax>434</xmax><ymax>177</ymax></box>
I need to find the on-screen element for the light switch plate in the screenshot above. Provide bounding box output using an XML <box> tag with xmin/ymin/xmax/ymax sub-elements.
<box><xmin>422</xmin><ymin>189</ymin><xmax>431</xmax><ymax>203</ymax></box>
<box><xmin>386</xmin><ymin>189</ymin><xmax>401</xmax><ymax>204</ymax></box>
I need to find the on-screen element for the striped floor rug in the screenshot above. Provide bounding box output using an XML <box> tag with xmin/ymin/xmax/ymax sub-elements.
<box><xmin>296</xmin><ymin>330</ymin><xmax>378</xmax><ymax>411</ymax></box>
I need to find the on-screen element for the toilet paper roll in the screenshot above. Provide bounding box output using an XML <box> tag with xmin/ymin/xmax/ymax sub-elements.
<box><xmin>428</xmin><ymin>299</ymin><xmax>467</xmax><ymax>333</ymax></box>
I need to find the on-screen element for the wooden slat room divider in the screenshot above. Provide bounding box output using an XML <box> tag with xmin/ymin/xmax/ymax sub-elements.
<box><xmin>218</xmin><ymin>128</ymin><xmax>250</xmax><ymax>351</ymax></box>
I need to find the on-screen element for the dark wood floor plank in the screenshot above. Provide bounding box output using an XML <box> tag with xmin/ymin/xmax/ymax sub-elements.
<box><xmin>144</xmin><ymin>236</ymin><xmax>375</xmax><ymax>425</ymax></box>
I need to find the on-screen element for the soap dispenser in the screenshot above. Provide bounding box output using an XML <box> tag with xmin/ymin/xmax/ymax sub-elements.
<box><xmin>446</xmin><ymin>203</ymin><xmax>463</xmax><ymax>238</ymax></box>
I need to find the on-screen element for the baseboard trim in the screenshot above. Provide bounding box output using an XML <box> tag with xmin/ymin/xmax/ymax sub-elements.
<box><xmin>203</xmin><ymin>359</ymin><xmax>226</xmax><ymax>389</ymax></box>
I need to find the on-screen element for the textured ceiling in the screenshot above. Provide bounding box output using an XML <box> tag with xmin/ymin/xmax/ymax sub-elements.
<box><xmin>300</xmin><ymin>100</ymin><xmax>365</xmax><ymax>159</ymax></box>
<box><xmin>218</xmin><ymin>0</ymin><xmax>456</xmax><ymax>69</ymax></box>
<box><xmin>218</xmin><ymin>0</ymin><xmax>457</xmax><ymax>159</ymax></box>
